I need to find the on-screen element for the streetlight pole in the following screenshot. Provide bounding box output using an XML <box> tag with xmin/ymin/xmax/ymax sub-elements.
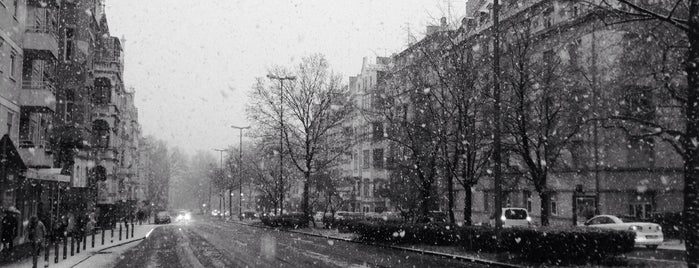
<box><xmin>231</xmin><ymin>125</ymin><xmax>250</xmax><ymax>220</ymax></box>
<box><xmin>492</xmin><ymin>0</ymin><xmax>504</xmax><ymax>230</ymax></box>
<box><xmin>267</xmin><ymin>74</ymin><xmax>296</xmax><ymax>216</ymax></box>
<box><xmin>213</xmin><ymin>148</ymin><xmax>226</xmax><ymax>218</ymax></box>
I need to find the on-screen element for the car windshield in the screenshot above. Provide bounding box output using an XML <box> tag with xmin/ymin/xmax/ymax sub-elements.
<box><xmin>504</xmin><ymin>209</ymin><xmax>527</xmax><ymax>220</ymax></box>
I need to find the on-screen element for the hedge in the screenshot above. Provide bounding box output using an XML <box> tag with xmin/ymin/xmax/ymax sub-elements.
<box><xmin>260</xmin><ymin>213</ymin><xmax>309</xmax><ymax>228</ymax></box>
<box><xmin>336</xmin><ymin>220</ymin><xmax>634</xmax><ymax>264</ymax></box>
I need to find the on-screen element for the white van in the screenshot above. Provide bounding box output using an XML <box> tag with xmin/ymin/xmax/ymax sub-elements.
<box><xmin>489</xmin><ymin>208</ymin><xmax>532</xmax><ymax>227</ymax></box>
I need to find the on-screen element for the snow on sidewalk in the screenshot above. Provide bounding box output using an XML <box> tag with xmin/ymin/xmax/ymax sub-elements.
<box><xmin>5</xmin><ymin>223</ymin><xmax>159</xmax><ymax>268</ymax></box>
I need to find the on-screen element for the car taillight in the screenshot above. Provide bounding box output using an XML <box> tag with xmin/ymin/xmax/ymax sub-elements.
<box><xmin>656</xmin><ymin>226</ymin><xmax>662</xmax><ymax>231</ymax></box>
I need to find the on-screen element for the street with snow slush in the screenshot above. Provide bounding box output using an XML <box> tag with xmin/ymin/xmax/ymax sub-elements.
<box><xmin>113</xmin><ymin>217</ymin><xmax>489</xmax><ymax>268</ymax></box>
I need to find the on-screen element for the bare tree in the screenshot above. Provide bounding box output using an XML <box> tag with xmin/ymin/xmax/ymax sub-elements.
<box><xmin>500</xmin><ymin>18</ymin><xmax>589</xmax><ymax>226</ymax></box>
<box><xmin>591</xmin><ymin>1</ymin><xmax>698</xmax><ymax>265</ymax></box>
<box><xmin>248</xmin><ymin>54</ymin><xmax>354</xmax><ymax>222</ymax></box>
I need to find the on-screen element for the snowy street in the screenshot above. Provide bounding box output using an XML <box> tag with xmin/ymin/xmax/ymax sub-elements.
<box><xmin>113</xmin><ymin>216</ymin><xmax>488</xmax><ymax>268</ymax></box>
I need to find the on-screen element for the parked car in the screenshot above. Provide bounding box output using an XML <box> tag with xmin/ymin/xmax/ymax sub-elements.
<box><xmin>584</xmin><ymin>215</ymin><xmax>663</xmax><ymax>249</ymax></box>
<box><xmin>240</xmin><ymin>210</ymin><xmax>259</xmax><ymax>220</ymax></box>
<box><xmin>334</xmin><ymin>211</ymin><xmax>363</xmax><ymax>220</ymax></box>
<box><xmin>313</xmin><ymin>211</ymin><xmax>332</xmax><ymax>222</ymax></box>
<box><xmin>155</xmin><ymin>211</ymin><xmax>171</xmax><ymax>224</ymax></box>
<box><xmin>489</xmin><ymin>208</ymin><xmax>532</xmax><ymax>227</ymax></box>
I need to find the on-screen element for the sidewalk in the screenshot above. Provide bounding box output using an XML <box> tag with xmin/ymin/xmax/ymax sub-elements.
<box><xmin>658</xmin><ymin>239</ymin><xmax>686</xmax><ymax>251</ymax></box>
<box><xmin>1</xmin><ymin>223</ymin><xmax>158</xmax><ymax>268</ymax></box>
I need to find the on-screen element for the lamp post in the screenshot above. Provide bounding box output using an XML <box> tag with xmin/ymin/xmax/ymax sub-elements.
<box><xmin>231</xmin><ymin>125</ymin><xmax>250</xmax><ymax>220</ymax></box>
<box><xmin>266</xmin><ymin>74</ymin><xmax>296</xmax><ymax>216</ymax></box>
<box><xmin>213</xmin><ymin>148</ymin><xmax>226</xmax><ymax>217</ymax></box>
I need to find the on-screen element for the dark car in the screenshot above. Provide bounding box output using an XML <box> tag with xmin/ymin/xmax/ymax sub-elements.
<box><xmin>154</xmin><ymin>211</ymin><xmax>171</xmax><ymax>224</ymax></box>
<box><xmin>240</xmin><ymin>211</ymin><xmax>259</xmax><ymax>220</ymax></box>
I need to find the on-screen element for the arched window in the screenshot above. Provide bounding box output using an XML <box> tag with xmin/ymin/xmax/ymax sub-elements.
<box><xmin>92</xmin><ymin>120</ymin><xmax>110</xmax><ymax>148</ymax></box>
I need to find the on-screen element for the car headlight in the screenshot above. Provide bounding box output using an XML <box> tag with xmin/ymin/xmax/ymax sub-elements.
<box><xmin>184</xmin><ymin>214</ymin><xmax>191</xmax><ymax>220</ymax></box>
<box><xmin>629</xmin><ymin>225</ymin><xmax>641</xmax><ymax>231</ymax></box>
<box><xmin>500</xmin><ymin>215</ymin><xmax>506</xmax><ymax>221</ymax></box>
<box><xmin>526</xmin><ymin>216</ymin><xmax>532</xmax><ymax>222</ymax></box>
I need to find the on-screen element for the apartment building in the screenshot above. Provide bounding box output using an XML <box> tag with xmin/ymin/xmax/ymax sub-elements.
<box><xmin>344</xmin><ymin>56</ymin><xmax>392</xmax><ymax>213</ymax></box>
<box><xmin>458</xmin><ymin>0</ymin><xmax>684</xmax><ymax>226</ymax></box>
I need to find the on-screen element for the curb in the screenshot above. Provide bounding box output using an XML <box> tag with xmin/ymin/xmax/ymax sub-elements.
<box><xmin>70</xmin><ymin>234</ymin><xmax>148</xmax><ymax>267</ymax></box>
<box><xmin>226</xmin><ymin>220</ymin><xmax>523</xmax><ymax>268</ymax></box>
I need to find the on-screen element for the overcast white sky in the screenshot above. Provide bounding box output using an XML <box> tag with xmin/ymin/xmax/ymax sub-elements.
<box><xmin>104</xmin><ymin>0</ymin><xmax>465</xmax><ymax>155</ymax></box>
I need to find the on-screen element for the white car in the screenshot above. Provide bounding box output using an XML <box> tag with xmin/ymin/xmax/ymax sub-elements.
<box><xmin>491</xmin><ymin>208</ymin><xmax>532</xmax><ymax>227</ymax></box>
<box><xmin>584</xmin><ymin>215</ymin><xmax>663</xmax><ymax>249</ymax></box>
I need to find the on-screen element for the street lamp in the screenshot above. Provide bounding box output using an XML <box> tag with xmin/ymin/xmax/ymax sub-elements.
<box><xmin>266</xmin><ymin>74</ymin><xmax>296</xmax><ymax>216</ymax></box>
<box><xmin>213</xmin><ymin>148</ymin><xmax>227</xmax><ymax>217</ymax></box>
<box><xmin>231</xmin><ymin>125</ymin><xmax>250</xmax><ymax>220</ymax></box>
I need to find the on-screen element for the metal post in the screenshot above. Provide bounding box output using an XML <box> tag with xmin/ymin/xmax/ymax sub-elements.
<box><xmin>492</xmin><ymin>0</ymin><xmax>503</xmax><ymax>230</ymax></box>
<box><xmin>131</xmin><ymin>222</ymin><xmax>134</xmax><ymax>238</ymax></box>
<box><xmin>231</xmin><ymin>125</ymin><xmax>250</xmax><ymax>220</ymax></box>
<box><xmin>92</xmin><ymin>231</ymin><xmax>95</xmax><ymax>248</ymax></box>
<box><xmin>76</xmin><ymin>236</ymin><xmax>80</xmax><ymax>254</ymax></box>
<box><xmin>54</xmin><ymin>241</ymin><xmax>58</xmax><ymax>263</ymax></box>
<box><xmin>110</xmin><ymin>228</ymin><xmax>114</xmax><ymax>243</ymax></box>
<box><xmin>70</xmin><ymin>237</ymin><xmax>74</xmax><ymax>256</ymax></box>
<box><xmin>266</xmin><ymin>75</ymin><xmax>296</xmax><ymax>216</ymax></box>
<box><xmin>82</xmin><ymin>235</ymin><xmax>86</xmax><ymax>250</ymax></box>
<box><xmin>119</xmin><ymin>225</ymin><xmax>122</xmax><ymax>241</ymax></box>
<box><xmin>101</xmin><ymin>229</ymin><xmax>105</xmax><ymax>245</ymax></box>
<box><xmin>62</xmin><ymin>238</ymin><xmax>67</xmax><ymax>260</ymax></box>
<box><xmin>125</xmin><ymin>223</ymin><xmax>129</xmax><ymax>239</ymax></box>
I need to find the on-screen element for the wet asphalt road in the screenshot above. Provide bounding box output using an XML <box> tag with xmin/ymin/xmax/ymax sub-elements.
<box><xmin>114</xmin><ymin>217</ymin><xmax>488</xmax><ymax>268</ymax></box>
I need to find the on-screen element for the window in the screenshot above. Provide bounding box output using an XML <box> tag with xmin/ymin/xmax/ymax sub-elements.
<box><xmin>570</xmin><ymin>140</ymin><xmax>588</xmax><ymax>169</ymax></box>
<box><xmin>523</xmin><ymin>190</ymin><xmax>532</xmax><ymax>212</ymax></box>
<box><xmin>9</xmin><ymin>51</ymin><xmax>17</xmax><ymax>78</ymax></box>
<box><xmin>628</xmin><ymin>137</ymin><xmax>654</xmax><ymax>167</ymax></box>
<box><xmin>629</xmin><ymin>193</ymin><xmax>654</xmax><ymax>219</ymax></box>
<box><xmin>6</xmin><ymin>112</ymin><xmax>13</xmax><ymax>135</ymax></box>
<box><xmin>362</xmin><ymin>150</ymin><xmax>370</xmax><ymax>169</ymax></box>
<box><xmin>567</xmin><ymin>41</ymin><xmax>579</xmax><ymax>67</ymax></box>
<box><xmin>353</xmin><ymin>151</ymin><xmax>358</xmax><ymax>170</ymax></box>
<box><xmin>483</xmin><ymin>192</ymin><xmax>490</xmax><ymax>213</ymax></box>
<box><xmin>372</xmin><ymin>149</ymin><xmax>384</xmax><ymax>169</ymax></box>
<box><xmin>550</xmin><ymin>194</ymin><xmax>558</xmax><ymax>215</ymax></box>
<box><xmin>372</xmin><ymin>122</ymin><xmax>383</xmax><ymax>140</ymax></box>
<box><xmin>64</xmin><ymin>28</ymin><xmax>75</xmax><ymax>61</ymax></box>
<box><xmin>572</xmin><ymin>5</ymin><xmax>579</xmax><ymax>17</ymax></box>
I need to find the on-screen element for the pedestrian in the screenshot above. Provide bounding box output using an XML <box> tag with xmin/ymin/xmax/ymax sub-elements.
<box><xmin>1</xmin><ymin>210</ymin><xmax>18</xmax><ymax>251</ymax></box>
<box><xmin>27</xmin><ymin>216</ymin><xmax>46</xmax><ymax>268</ymax></box>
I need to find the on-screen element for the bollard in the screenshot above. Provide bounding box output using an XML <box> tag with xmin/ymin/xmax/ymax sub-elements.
<box><xmin>101</xmin><ymin>229</ymin><xmax>105</xmax><ymax>245</ymax></box>
<box><xmin>131</xmin><ymin>223</ymin><xmax>135</xmax><ymax>238</ymax></box>
<box><xmin>82</xmin><ymin>235</ymin><xmax>86</xmax><ymax>250</ymax></box>
<box><xmin>92</xmin><ymin>231</ymin><xmax>96</xmax><ymax>248</ymax></box>
<box><xmin>119</xmin><ymin>225</ymin><xmax>122</xmax><ymax>241</ymax></box>
<box><xmin>54</xmin><ymin>241</ymin><xmax>59</xmax><ymax>263</ymax></box>
<box><xmin>62</xmin><ymin>238</ymin><xmax>67</xmax><ymax>260</ymax></box>
<box><xmin>70</xmin><ymin>237</ymin><xmax>74</xmax><ymax>256</ymax></box>
<box><xmin>76</xmin><ymin>236</ymin><xmax>80</xmax><ymax>254</ymax></box>
<box><xmin>44</xmin><ymin>243</ymin><xmax>49</xmax><ymax>268</ymax></box>
<box><xmin>125</xmin><ymin>224</ymin><xmax>129</xmax><ymax>239</ymax></box>
<box><xmin>110</xmin><ymin>228</ymin><xmax>114</xmax><ymax>243</ymax></box>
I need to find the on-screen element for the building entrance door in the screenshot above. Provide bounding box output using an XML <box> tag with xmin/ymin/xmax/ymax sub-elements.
<box><xmin>575</xmin><ymin>196</ymin><xmax>596</xmax><ymax>226</ymax></box>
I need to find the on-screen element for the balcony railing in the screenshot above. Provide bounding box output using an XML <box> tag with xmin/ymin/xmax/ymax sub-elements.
<box><xmin>22</xmin><ymin>80</ymin><xmax>56</xmax><ymax>94</ymax></box>
<box><xmin>19</xmin><ymin>139</ymin><xmax>50</xmax><ymax>149</ymax></box>
<box><xmin>25</xmin><ymin>25</ymin><xmax>57</xmax><ymax>37</ymax></box>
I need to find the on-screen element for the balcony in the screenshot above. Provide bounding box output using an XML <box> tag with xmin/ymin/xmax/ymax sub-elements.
<box><xmin>20</xmin><ymin>81</ymin><xmax>57</xmax><ymax>112</ymax></box>
<box><xmin>94</xmin><ymin>56</ymin><xmax>123</xmax><ymax>75</ymax></box>
<box><xmin>23</xmin><ymin>26</ymin><xmax>59</xmax><ymax>60</ymax></box>
<box><xmin>18</xmin><ymin>140</ymin><xmax>53</xmax><ymax>168</ymax></box>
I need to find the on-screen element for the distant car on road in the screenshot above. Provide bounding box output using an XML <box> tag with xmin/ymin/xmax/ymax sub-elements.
<box><xmin>176</xmin><ymin>210</ymin><xmax>191</xmax><ymax>222</ymax></box>
<box><xmin>240</xmin><ymin>211</ymin><xmax>259</xmax><ymax>220</ymax></box>
<box><xmin>584</xmin><ymin>215</ymin><xmax>663</xmax><ymax>249</ymax></box>
<box><xmin>155</xmin><ymin>211</ymin><xmax>171</xmax><ymax>224</ymax></box>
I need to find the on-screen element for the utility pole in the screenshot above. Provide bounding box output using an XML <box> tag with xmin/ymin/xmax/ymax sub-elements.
<box><xmin>267</xmin><ymin>74</ymin><xmax>296</xmax><ymax>216</ymax></box>
<box><xmin>492</xmin><ymin>0</ymin><xmax>504</xmax><ymax>230</ymax></box>
<box><xmin>231</xmin><ymin>125</ymin><xmax>250</xmax><ymax>220</ymax></box>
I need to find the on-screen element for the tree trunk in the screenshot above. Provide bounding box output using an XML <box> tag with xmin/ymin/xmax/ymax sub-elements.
<box><xmin>420</xmin><ymin>178</ymin><xmax>432</xmax><ymax>223</ymax></box>
<box><xmin>302</xmin><ymin>171</ymin><xmax>311</xmax><ymax>225</ymax></box>
<box><xmin>539</xmin><ymin>191</ymin><xmax>550</xmax><ymax>226</ymax></box>
<box><xmin>447</xmin><ymin>172</ymin><xmax>455</xmax><ymax>223</ymax></box>
<box><xmin>464</xmin><ymin>186</ymin><xmax>472</xmax><ymax>226</ymax></box>
<box><xmin>683</xmin><ymin>19</ymin><xmax>699</xmax><ymax>268</ymax></box>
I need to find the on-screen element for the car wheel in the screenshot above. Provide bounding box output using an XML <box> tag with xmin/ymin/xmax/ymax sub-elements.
<box><xmin>646</xmin><ymin>245</ymin><xmax>659</xmax><ymax>250</ymax></box>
